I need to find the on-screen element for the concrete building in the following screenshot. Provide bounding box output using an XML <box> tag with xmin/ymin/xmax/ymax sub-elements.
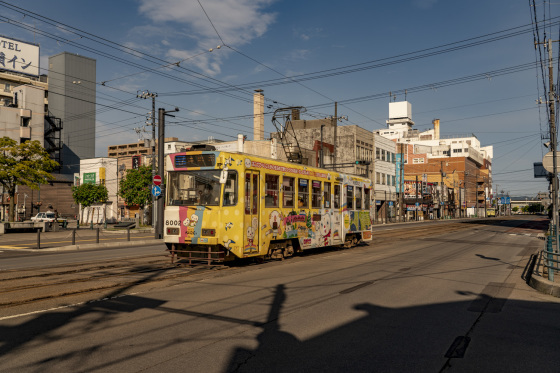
<box><xmin>373</xmin><ymin>133</ymin><xmax>397</xmax><ymax>223</ymax></box>
<box><xmin>0</xmin><ymin>84</ymin><xmax>45</xmax><ymax>145</ymax></box>
<box><xmin>378</xmin><ymin>101</ymin><xmax>493</xmax><ymax>218</ymax></box>
<box><xmin>49</xmin><ymin>52</ymin><xmax>96</xmax><ymax>174</ymax></box>
<box><xmin>78</xmin><ymin>158</ymin><xmax>118</xmax><ymax>224</ymax></box>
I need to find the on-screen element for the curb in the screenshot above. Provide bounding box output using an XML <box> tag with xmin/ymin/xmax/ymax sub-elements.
<box><xmin>35</xmin><ymin>239</ymin><xmax>164</xmax><ymax>252</ymax></box>
<box><xmin>529</xmin><ymin>274</ymin><xmax>560</xmax><ymax>298</ymax></box>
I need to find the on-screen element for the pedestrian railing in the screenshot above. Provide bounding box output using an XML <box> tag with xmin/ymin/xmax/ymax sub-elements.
<box><xmin>532</xmin><ymin>224</ymin><xmax>560</xmax><ymax>282</ymax></box>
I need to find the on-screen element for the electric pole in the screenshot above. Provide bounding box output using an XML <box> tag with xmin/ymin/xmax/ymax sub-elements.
<box><xmin>155</xmin><ymin>107</ymin><xmax>179</xmax><ymax>240</ymax></box>
<box><xmin>548</xmin><ymin>39</ymin><xmax>559</xmax><ymax>252</ymax></box>
<box><xmin>137</xmin><ymin>90</ymin><xmax>158</xmax><ymax>228</ymax></box>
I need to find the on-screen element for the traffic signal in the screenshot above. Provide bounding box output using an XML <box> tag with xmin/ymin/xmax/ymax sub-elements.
<box><xmin>355</xmin><ymin>160</ymin><xmax>371</xmax><ymax>165</ymax></box>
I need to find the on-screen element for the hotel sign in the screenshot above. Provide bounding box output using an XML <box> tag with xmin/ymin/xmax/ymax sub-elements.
<box><xmin>0</xmin><ymin>35</ymin><xmax>39</xmax><ymax>77</ymax></box>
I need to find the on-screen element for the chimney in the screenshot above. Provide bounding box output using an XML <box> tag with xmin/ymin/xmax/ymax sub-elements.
<box><xmin>432</xmin><ymin>119</ymin><xmax>440</xmax><ymax>140</ymax></box>
<box><xmin>253</xmin><ymin>89</ymin><xmax>264</xmax><ymax>141</ymax></box>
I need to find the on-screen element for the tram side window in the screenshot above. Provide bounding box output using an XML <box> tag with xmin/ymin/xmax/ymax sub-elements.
<box><xmin>324</xmin><ymin>182</ymin><xmax>331</xmax><ymax>208</ymax></box>
<box><xmin>355</xmin><ymin>187</ymin><xmax>363</xmax><ymax>209</ymax></box>
<box><xmin>346</xmin><ymin>185</ymin><xmax>354</xmax><ymax>209</ymax></box>
<box><xmin>311</xmin><ymin>180</ymin><xmax>321</xmax><ymax>209</ymax></box>
<box><xmin>298</xmin><ymin>178</ymin><xmax>309</xmax><ymax>208</ymax></box>
<box><xmin>223</xmin><ymin>171</ymin><xmax>238</xmax><ymax>206</ymax></box>
<box><xmin>334</xmin><ymin>184</ymin><xmax>341</xmax><ymax>209</ymax></box>
<box><xmin>364</xmin><ymin>188</ymin><xmax>371</xmax><ymax>210</ymax></box>
<box><xmin>265</xmin><ymin>174</ymin><xmax>279</xmax><ymax>207</ymax></box>
<box><xmin>283</xmin><ymin>176</ymin><xmax>295</xmax><ymax>208</ymax></box>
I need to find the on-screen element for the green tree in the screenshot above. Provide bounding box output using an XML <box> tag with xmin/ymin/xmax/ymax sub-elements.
<box><xmin>512</xmin><ymin>206</ymin><xmax>519</xmax><ymax>213</ymax></box>
<box><xmin>72</xmin><ymin>183</ymin><xmax>108</xmax><ymax>223</ymax></box>
<box><xmin>119</xmin><ymin>165</ymin><xmax>152</xmax><ymax>223</ymax></box>
<box><xmin>0</xmin><ymin>137</ymin><xmax>58</xmax><ymax>221</ymax></box>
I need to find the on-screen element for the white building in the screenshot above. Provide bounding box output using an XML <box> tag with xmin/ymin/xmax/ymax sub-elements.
<box><xmin>378</xmin><ymin>101</ymin><xmax>493</xmax><ymax>166</ymax></box>
<box><xmin>373</xmin><ymin>133</ymin><xmax>397</xmax><ymax>223</ymax></box>
<box><xmin>78</xmin><ymin>158</ymin><xmax>118</xmax><ymax>224</ymax></box>
<box><xmin>0</xmin><ymin>84</ymin><xmax>45</xmax><ymax>145</ymax></box>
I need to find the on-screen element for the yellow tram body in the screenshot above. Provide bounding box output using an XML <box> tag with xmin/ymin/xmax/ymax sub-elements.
<box><xmin>164</xmin><ymin>147</ymin><xmax>373</xmax><ymax>262</ymax></box>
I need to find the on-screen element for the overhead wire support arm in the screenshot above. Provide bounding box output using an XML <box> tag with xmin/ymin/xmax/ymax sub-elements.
<box><xmin>271</xmin><ymin>106</ymin><xmax>306</xmax><ymax>164</ymax></box>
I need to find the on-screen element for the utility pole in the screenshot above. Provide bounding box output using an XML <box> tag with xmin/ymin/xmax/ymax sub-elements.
<box><xmin>399</xmin><ymin>144</ymin><xmax>406</xmax><ymax>221</ymax></box>
<box><xmin>484</xmin><ymin>177</ymin><xmax>488</xmax><ymax>217</ymax></box>
<box><xmin>415</xmin><ymin>174</ymin><xmax>419</xmax><ymax>221</ymax></box>
<box><xmin>137</xmin><ymin>90</ymin><xmax>158</xmax><ymax>227</ymax></box>
<box><xmin>155</xmin><ymin>107</ymin><xmax>179</xmax><ymax>240</ymax></box>
<box><xmin>440</xmin><ymin>161</ymin><xmax>444</xmax><ymax>219</ymax></box>
<box><xmin>548</xmin><ymin>39</ymin><xmax>559</xmax><ymax>252</ymax></box>
<box><xmin>333</xmin><ymin>102</ymin><xmax>337</xmax><ymax>170</ymax></box>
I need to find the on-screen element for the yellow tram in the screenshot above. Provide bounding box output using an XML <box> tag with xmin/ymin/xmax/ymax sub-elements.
<box><xmin>164</xmin><ymin>145</ymin><xmax>373</xmax><ymax>263</ymax></box>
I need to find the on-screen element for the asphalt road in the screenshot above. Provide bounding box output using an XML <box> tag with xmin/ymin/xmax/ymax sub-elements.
<box><xmin>0</xmin><ymin>216</ymin><xmax>557</xmax><ymax>372</ymax></box>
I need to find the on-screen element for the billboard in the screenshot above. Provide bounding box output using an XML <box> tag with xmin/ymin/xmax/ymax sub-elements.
<box><xmin>0</xmin><ymin>35</ymin><xmax>39</xmax><ymax>76</ymax></box>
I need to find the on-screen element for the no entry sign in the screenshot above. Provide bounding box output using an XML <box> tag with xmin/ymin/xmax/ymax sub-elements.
<box><xmin>153</xmin><ymin>175</ymin><xmax>162</xmax><ymax>186</ymax></box>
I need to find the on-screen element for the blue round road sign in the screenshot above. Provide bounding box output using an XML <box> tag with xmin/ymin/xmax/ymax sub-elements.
<box><xmin>152</xmin><ymin>185</ymin><xmax>162</xmax><ymax>197</ymax></box>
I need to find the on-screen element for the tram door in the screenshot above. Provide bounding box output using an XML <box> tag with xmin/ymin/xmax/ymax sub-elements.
<box><xmin>244</xmin><ymin>171</ymin><xmax>260</xmax><ymax>252</ymax></box>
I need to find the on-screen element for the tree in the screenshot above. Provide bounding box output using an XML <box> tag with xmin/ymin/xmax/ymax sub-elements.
<box><xmin>118</xmin><ymin>165</ymin><xmax>152</xmax><ymax>223</ymax></box>
<box><xmin>72</xmin><ymin>183</ymin><xmax>108</xmax><ymax>223</ymax></box>
<box><xmin>0</xmin><ymin>137</ymin><xmax>59</xmax><ymax>221</ymax></box>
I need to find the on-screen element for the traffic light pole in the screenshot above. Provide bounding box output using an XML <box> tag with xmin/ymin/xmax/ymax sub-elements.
<box><xmin>155</xmin><ymin>107</ymin><xmax>179</xmax><ymax>240</ymax></box>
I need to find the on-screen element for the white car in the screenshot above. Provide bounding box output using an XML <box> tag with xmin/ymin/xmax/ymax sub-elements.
<box><xmin>31</xmin><ymin>212</ymin><xmax>57</xmax><ymax>222</ymax></box>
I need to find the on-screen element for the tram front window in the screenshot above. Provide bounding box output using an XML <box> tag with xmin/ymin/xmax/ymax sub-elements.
<box><xmin>168</xmin><ymin>170</ymin><xmax>235</xmax><ymax>206</ymax></box>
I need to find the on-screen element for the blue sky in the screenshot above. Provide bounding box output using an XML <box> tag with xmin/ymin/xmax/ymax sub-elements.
<box><xmin>0</xmin><ymin>0</ymin><xmax>554</xmax><ymax>197</ymax></box>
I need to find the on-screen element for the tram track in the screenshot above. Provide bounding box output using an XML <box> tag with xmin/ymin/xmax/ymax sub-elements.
<box><xmin>0</xmin><ymin>220</ymin><xmax>503</xmax><ymax>311</ymax></box>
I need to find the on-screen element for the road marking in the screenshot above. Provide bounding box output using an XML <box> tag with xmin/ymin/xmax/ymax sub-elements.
<box><xmin>0</xmin><ymin>291</ymin><xmax>142</xmax><ymax>321</ymax></box>
<box><xmin>0</xmin><ymin>245</ymin><xmax>27</xmax><ymax>249</ymax></box>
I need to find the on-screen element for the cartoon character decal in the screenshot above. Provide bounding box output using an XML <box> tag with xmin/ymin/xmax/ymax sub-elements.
<box><xmin>245</xmin><ymin>217</ymin><xmax>258</xmax><ymax>250</ymax></box>
<box><xmin>269</xmin><ymin>210</ymin><xmax>282</xmax><ymax>239</ymax></box>
<box><xmin>319</xmin><ymin>213</ymin><xmax>331</xmax><ymax>246</ymax></box>
<box><xmin>224</xmin><ymin>156</ymin><xmax>234</xmax><ymax>167</ymax></box>
<box><xmin>223</xmin><ymin>239</ymin><xmax>235</xmax><ymax>252</ymax></box>
<box><xmin>183</xmin><ymin>217</ymin><xmax>190</xmax><ymax>227</ymax></box>
<box><xmin>225</xmin><ymin>222</ymin><xmax>233</xmax><ymax>230</ymax></box>
<box><xmin>190</xmin><ymin>214</ymin><xmax>199</xmax><ymax>227</ymax></box>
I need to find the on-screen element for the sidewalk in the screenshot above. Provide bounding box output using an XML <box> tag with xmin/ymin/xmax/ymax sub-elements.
<box><xmin>0</xmin><ymin>226</ymin><xmax>163</xmax><ymax>252</ymax></box>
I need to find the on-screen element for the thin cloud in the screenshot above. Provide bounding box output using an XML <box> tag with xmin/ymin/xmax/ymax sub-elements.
<box><xmin>136</xmin><ymin>0</ymin><xmax>277</xmax><ymax>75</ymax></box>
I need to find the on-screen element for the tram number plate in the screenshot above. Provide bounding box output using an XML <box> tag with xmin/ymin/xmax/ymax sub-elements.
<box><xmin>166</xmin><ymin>220</ymin><xmax>180</xmax><ymax>226</ymax></box>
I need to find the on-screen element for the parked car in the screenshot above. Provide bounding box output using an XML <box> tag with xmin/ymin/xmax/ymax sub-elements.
<box><xmin>31</xmin><ymin>212</ymin><xmax>67</xmax><ymax>224</ymax></box>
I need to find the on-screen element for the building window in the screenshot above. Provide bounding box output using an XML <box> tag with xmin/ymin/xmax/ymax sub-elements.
<box><xmin>413</xmin><ymin>158</ymin><xmax>425</xmax><ymax>164</ymax></box>
<box><xmin>376</xmin><ymin>148</ymin><xmax>380</xmax><ymax>159</ymax></box>
<box><xmin>376</xmin><ymin>172</ymin><xmax>380</xmax><ymax>184</ymax></box>
<box><xmin>4</xmin><ymin>83</ymin><xmax>11</xmax><ymax>92</ymax></box>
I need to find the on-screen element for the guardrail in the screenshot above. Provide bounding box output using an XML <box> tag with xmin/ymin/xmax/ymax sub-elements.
<box><xmin>531</xmin><ymin>224</ymin><xmax>560</xmax><ymax>282</ymax></box>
